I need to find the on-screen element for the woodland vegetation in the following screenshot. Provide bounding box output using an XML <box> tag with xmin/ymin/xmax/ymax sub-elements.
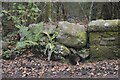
<box><xmin>1</xmin><ymin>2</ymin><xmax>120</xmax><ymax>78</ymax></box>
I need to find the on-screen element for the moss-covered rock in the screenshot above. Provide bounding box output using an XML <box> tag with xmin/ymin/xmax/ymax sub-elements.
<box><xmin>56</xmin><ymin>21</ymin><xmax>86</xmax><ymax>48</ymax></box>
<box><xmin>90</xmin><ymin>32</ymin><xmax>118</xmax><ymax>46</ymax></box>
<box><xmin>28</xmin><ymin>22</ymin><xmax>86</xmax><ymax>49</ymax></box>
<box><xmin>88</xmin><ymin>19</ymin><xmax>120</xmax><ymax>32</ymax></box>
<box><xmin>55</xmin><ymin>44</ymin><xmax>71</xmax><ymax>56</ymax></box>
<box><xmin>90</xmin><ymin>45</ymin><xmax>119</xmax><ymax>60</ymax></box>
<box><xmin>88</xmin><ymin>19</ymin><xmax>119</xmax><ymax>60</ymax></box>
<box><xmin>89</xmin><ymin>32</ymin><xmax>101</xmax><ymax>45</ymax></box>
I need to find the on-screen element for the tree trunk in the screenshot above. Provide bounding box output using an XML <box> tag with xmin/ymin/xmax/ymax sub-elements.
<box><xmin>45</xmin><ymin>2</ymin><xmax>52</xmax><ymax>22</ymax></box>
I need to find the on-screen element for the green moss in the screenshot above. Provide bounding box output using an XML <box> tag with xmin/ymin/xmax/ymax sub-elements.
<box><xmin>56</xmin><ymin>44</ymin><xmax>71</xmax><ymax>56</ymax></box>
<box><xmin>90</xmin><ymin>32</ymin><xmax>118</xmax><ymax>46</ymax></box>
<box><xmin>90</xmin><ymin>45</ymin><xmax>119</xmax><ymax>60</ymax></box>
<box><xmin>62</xmin><ymin>45</ymin><xmax>71</xmax><ymax>56</ymax></box>
<box><xmin>102</xmin><ymin>32</ymin><xmax>118</xmax><ymax>37</ymax></box>
<box><xmin>77</xmin><ymin>32</ymin><xmax>86</xmax><ymax>38</ymax></box>
<box><xmin>90</xmin><ymin>33</ymin><xmax>101</xmax><ymax>45</ymax></box>
<box><xmin>57</xmin><ymin>21</ymin><xmax>86</xmax><ymax>48</ymax></box>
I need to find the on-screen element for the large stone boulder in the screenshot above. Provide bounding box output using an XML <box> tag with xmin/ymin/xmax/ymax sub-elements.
<box><xmin>28</xmin><ymin>22</ymin><xmax>86</xmax><ymax>49</ymax></box>
<box><xmin>56</xmin><ymin>21</ymin><xmax>86</xmax><ymax>48</ymax></box>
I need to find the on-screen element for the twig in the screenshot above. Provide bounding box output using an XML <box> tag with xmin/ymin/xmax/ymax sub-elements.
<box><xmin>89</xmin><ymin>1</ymin><xmax>94</xmax><ymax>22</ymax></box>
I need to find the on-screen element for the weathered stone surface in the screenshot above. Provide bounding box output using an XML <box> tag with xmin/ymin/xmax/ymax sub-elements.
<box><xmin>100</xmin><ymin>37</ymin><xmax>117</xmax><ymax>46</ymax></box>
<box><xmin>79</xmin><ymin>53</ymin><xmax>90</xmax><ymax>60</ymax></box>
<box><xmin>88</xmin><ymin>19</ymin><xmax>120</xmax><ymax>32</ymax></box>
<box><xmin>90</xmin><ymin>46</ymin><xmax>119</xmax><ymax>60</ymax></box>
<box><xmin>89</xmin><ymin>33</ymin><xmax>101</xmax><ymax>45</ymax></box>
<box><xmin>43</xmin><ymin>23</ymin><xmax>57</xmax><ymax>34</ymax></box>
<box><xmin>70</xmin><ymin>48</ymin><xmax>90</xmax><ymax>60</ymax></box>
<box><xmin>24</xmin><ymin>20</ymin><xmax>120</xmax><ymax>61</ymax></box>
<box><xmin>90</xmin><ymin>32</ymin><xmax>118</xmax><ymax>46</ymax></box>
<box><xmin>78</xmin><ymin>49</ymin><xmax>90</xmax><ymax>60</ymax></box>
<box><xmin>56</xmin><ymin>21</ymin><xmax>86</xmax><ymax>48</ymax></box>
<box><xmin>89</xmin><ymin>19</ymin><xmax>119</xmax><ymax>59</ymax></box>
<box><xmin>55</xmin><ymin>44</ymin><xmax>71</xmax><ymax>56</ymax></box>
<box><xmin>28</xmin><ymin>22</ymin><xmax>86</xmax><ymax>48</ymax></box>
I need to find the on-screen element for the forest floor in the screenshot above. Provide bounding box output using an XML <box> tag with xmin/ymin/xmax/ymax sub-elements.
<box><xmin>2</xmin><ymin>52</ymin><xmax>120</xmax><ymax>78</ymax></box>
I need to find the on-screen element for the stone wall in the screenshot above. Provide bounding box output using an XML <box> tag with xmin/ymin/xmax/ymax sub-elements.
<box><xmin>88</xmin><ymin>19</ymin><xmax>120</xmax><ymax>60</ymax></box>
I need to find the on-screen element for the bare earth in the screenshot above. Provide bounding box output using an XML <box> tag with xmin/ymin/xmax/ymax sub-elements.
<box><xmin>2</xmin><ymin>53</ymin><xmax>119</xmax><ymax>78</ymax></box>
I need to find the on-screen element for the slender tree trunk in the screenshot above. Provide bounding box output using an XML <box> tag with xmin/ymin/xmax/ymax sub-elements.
<box><xmin>56</xmin><ymin>2</ymin><xmax>61</xmax><ymax>21</ymax></box>
<box><xmin>61</xmin><ymin>3</ymin><xmax>67</xmax><ymax>21</ymax></box>
<box><xmin>56</xmin><ymin>2</ymin><xmax>66</xmax><ymax>21</ymax></box>
<box><xmin>79</xmin><ymin>2</ymin><xmax>89</xmax><ymax>22</ymax></box>
<box><xmin>45</xmin><ymin>2</ymin><xmax>52</xmax><ymax>22</ymax></box>
<box><xmin>89</xmin><ymin>1</ymin><xmax>94</xmax><ymax>22</ymax></box>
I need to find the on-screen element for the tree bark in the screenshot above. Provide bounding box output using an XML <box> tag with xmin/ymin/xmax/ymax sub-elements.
<box><xmin>45</xmin><ymin>2</ymin><xmax>52</xmax><ymax>22</ymax></box>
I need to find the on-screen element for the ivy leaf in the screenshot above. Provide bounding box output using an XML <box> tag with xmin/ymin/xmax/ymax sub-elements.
<box><xmin>16</xmin><ymin>25</ymin><xmax>30</xmax><ymax>40</ymax></box>
<box><xmin>32</xmin><ymin>22</ymin><xmax>44</xmax><ymax>41</ymax></box>
<box><xmin>16</xmin><ymin>41</ymin><xmax>38</xmax><ymax>49</ymax></box>
<box><xmin>25</xmin><ymin>41</ymin><xmax>38</xmax><ymax>46</ymax></box>
<box><xmin>25</xmin><ymin>31</ymin><xmax>33</xmax><ymax>41</ymax></box>
<box><xmin>16</xmin><ymin>41</ymin><xmax>28</xmax><ymax>49</ymax></box>
<box><xmin>33</xmin><ymin>22</ymin><xmax>43</xmax><ymax>34</ymax></box>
